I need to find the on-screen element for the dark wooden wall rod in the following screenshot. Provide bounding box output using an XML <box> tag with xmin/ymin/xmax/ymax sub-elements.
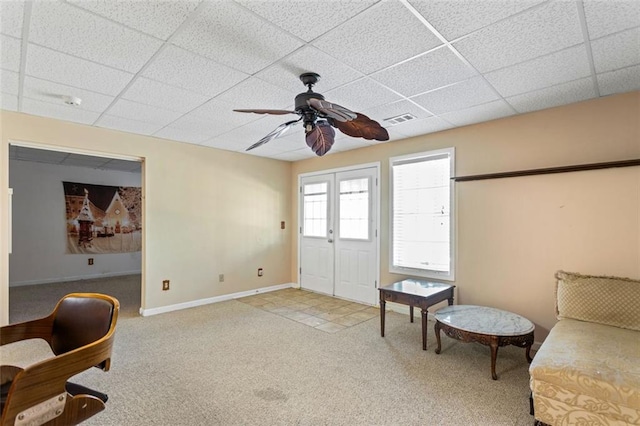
<box><xmin>452</xmin><ymin>159</ymin><xmax>640</xmax><ymax>182</ymax></box>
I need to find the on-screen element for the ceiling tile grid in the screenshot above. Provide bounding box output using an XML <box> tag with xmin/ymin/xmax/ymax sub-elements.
<box><xmin>0</xmin><ymin>1</ymin><xmax>24</xmax><ymax>38</ymax></box>
<box><xmin>171</xmin><ymin>1</ymin><xmax>304</xmax><ymax>74</ymax></box>
<box><xmin>29</xmin><ymin>1</ymin><xmax>163</xmax><ymax>73</ymax></box>
<box><xmin>68</xmin><ymin>0</ymin><xmax>201</xmax><ymax>41</ymax></box>
<box><xmin>1</xmin><ymin>0</ymin><xmax>639</xmax><ymax>163</ymax></box>
<box><xmin>507</xmin><ymin>77</ymin><xmax>597</xmax><ymax>113</ymax></box>
<box><xmin>453</xmin><ymin>1</ymin><xmax>584</xmax><ymax>73</ymax></box>
<box><xmin>312</xmin><ymin>1</ymin><xmax>443</xmax><ymax>74</ymax></box>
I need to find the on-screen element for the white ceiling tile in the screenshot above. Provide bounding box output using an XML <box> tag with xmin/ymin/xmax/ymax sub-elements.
<box><xmin>29</xmin><ymin>1</ymin><xmax>163</xmax><ymax>73</ymax></box>
<box><xmin>454</xmin><ymin>1</ymin><xmax>583</xmax><ymax>73</ymax></box>
<box><xmin>331</xmin><ymin>138</ymin><xmax>374</xmax><ymax>153</ymax></box>
<box><xmin>121</xmin><ymin>77</ymin><xmax>210</xmax><ymax>113</ymax></box>
<box><xmin>392</xmin><ymin>116</ymin><xmax>453</xmax><ymax>138</ymax></box>
<box><xmin>14</xmin><ymin>147</ymin><xmax>69</xmax><ymax>162</ymax></box>
<box><xmin>64</xmin><ymin>153</ymin><xmax>113</xmax><ymax>167</ymax></box>
<box><xmin>108</xmin><ymin>98</ymin><xmax>183</xmax><ymax>125</ymax></box>
<box><xmin>597</xmin><ymin>65</ymin><xmax>640</xmax><ymax>96</ymax></box>
<box><xmin>313</xmin><ymin>1</ymin><xmax>443</xmax><ymax>74</ymax></box>
<box><xmin>591</xmin><ymin>27</ymin><xmax>640</xmax><ymax>74</ymax></box>
<box><xmin>323</xmin><ymin>78</ymin><xmax>402</xmax><ymax>113</ymax></box>
<box><xmin>1</xmin><ymin>35</ymin><xmax>21</xmax><ymax>71</ymax></box>
<box><xmin>166</xmin><ymin>113</ymin><xmax>233</xmax><ymax>138</ymax></box>
<box><xmin>25</xmin><ymin>44</ymin><xmax>133</xmax><ymax>96</ymax></box>
<box><xmin>1</xmin><ymin>93</ymin><xmax>18</xmax><ymax>111</ymax></box>
<box><xmin>411</xmin><ymin>76</ymin><xmax>500</xmax><ymax>115</ymax></box>
<box><xmin>507</xmin><ymin>78</ymin><xmax>596</xmax><ymax>113</ymax></box>
<box><xmin>189</xmin><ymin>98</ymin><xmax>265</xmax><ymax>131</ymax></box>
<box><xmin>22</xmin><ymin>76</ymin><xmax>114</xmax><ymax>112</ymax></box>
<box><xmin>68</xmin><ymin>0</ymin><xmax>200</xmax><ymax>40</ymax></box>
<box><xmin>236</xmin><ymin>0</ymin><xmax>377</xmax><ymax>42</ymax></box>
<box><xmin>440</xmin><ymin>100</ymin><xmax>514</xmax><ymax>127</ymax></box>
<box><xmin>255</xmin><ymin>46</ymin><xmax>363</xmax><ymax>93</ymax></box>
<box><xmin>96</xmin><ymin>114</ymin><xmax>165</xmax><ymax>136</ymax></box>
<box><xmin>153</xmin><ymin>126</ymin><xmax>210</xmax><ymax>144</ymax></box>
<box><xmin>172</xmin><ymin>1</ymin><xmax>303</xmax><ymax>74</ymax></box>
<box><xmin>215</xmin><ymin>77</ymin><xmax>297</xmax><ymax>110</ymax></box>
<box><xmin>1</xmin><ymin>69</ymin><xmax>19</xmax><ymax>95</ymax></box>
<box><xmin>1</xmin><ymin>1</ymin><xmax>24</xmax><ymax>37</ymax></box>
<box><xmin>407</xmin><ymin>0</ymin><xmax>545</xmax><ymax>40</ymax></box>
<box><xmin>272</xmin><ymin>149</ymin><xmax>314</xmax><ymax>162</ymax></box>
<box><xmin>362</xmin><ymin>100</ymin><xmax>432</xmax><ymax>125</ymax></box>
<box><xmin>372</xmin><ymin>47</ymin><xmax>476</xmax><ymax>96</ymax></box>
<box><xmin>583</xmin><ymin>0</ymin><xmax>640</xmax><ymax>40</ymax></box>
<box><xmin>484</xmin><ymin>45</ymin><xmax>591</xmax><ymax>98</ymax></box>
<box><xmin>21</xmin><ymin>97</ymin><xmax>101</xmax><ymax>125</ymax></box>
<box><xmin>143</xmin><ymin>45</ymin><xmax>249</xmax><ymax>97</ymax></box>
<box><xmin>100</xmin><ymin>159</ymin><xmax>141</xmax><ymax>173</ymax></box>
<box><xmin>214</xmin><ymin>115</ymin><xmax>292</xmax><ymax>151</ymax></box>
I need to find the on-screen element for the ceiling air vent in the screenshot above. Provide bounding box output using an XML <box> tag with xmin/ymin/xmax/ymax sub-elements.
<box><xmin>383</xmin><ymin>113</ymin><xmax>416</xmax><ymax>126</ymax></box>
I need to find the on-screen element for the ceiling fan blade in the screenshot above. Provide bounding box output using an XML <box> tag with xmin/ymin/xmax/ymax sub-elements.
<box><xmin>246</xmin><ymin>119</ymin><xmax>300</xmax><ymax>151</ymax></box>
<box><xmin>330</xmin><ymin>113</ymin><xmax>389</xmax><ymax>141</ymax></box>
<box><xmin>305</xmin><ymin>121</ymin><xmax>335</xmax><ymax>156</ymax></box>
<box><xmin>234</xmin><ymin>109</ymin><xmax>297</xmax><ymax>115</ymax></box>
<box><xmin>307</xmin><ymin>98</ymin><xmax>357</xmax><ymax>122</ymax></box>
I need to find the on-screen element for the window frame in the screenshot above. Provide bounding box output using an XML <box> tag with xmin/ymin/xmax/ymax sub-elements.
<box><xmin>389</xmin><ymin>147</ymin><xmax>455</xmax><ymax>281</ymax></box>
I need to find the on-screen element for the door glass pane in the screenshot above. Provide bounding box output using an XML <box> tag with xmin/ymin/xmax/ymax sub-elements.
<box><xmin>339</xmin><ymin>178</ymin><xmax>369</xmax><ymax>240</ymax></box>
<box><xmin>303</xmin><ymin>182</ymin><xmax>327</xmax><ymax>237</ymax></box>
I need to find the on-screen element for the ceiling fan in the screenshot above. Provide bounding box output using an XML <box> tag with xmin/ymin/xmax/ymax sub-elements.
<box><xmin>234</xmin><ymin>73</ymin><xmax>389</xmax><ymax>156</ymax></box>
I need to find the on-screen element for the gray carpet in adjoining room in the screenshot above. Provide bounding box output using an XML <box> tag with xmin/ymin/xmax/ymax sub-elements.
<box><xmin>8</xmin><ymin>274</ymin><xmax>141</xmax><ymax>323</ymax></box>
<box><xmin>1</xmin><ymin>296</ymin><xmax>535</xmax><ymax>425</ymax></box>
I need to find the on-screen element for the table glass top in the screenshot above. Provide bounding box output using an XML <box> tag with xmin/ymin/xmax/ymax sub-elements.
<box><xmin>380</xmin><ymin>279</ymin><xmax>453</xmax><ymax>297</ymax></box>
<box><xmin>434</xmin><ymin>305</ymin><xmax>534</xmax><ymax>336</ymax></box>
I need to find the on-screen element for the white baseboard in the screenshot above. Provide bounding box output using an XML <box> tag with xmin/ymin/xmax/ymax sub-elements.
<box><xmin>140</xmin><ymin>282</ymin><xmax>296</xmax><ymax>317</ymax></box>
<box><xmin>9</xmin><ymin>270</ymin><xmax>142</xmax><ymax>287</ymax></box>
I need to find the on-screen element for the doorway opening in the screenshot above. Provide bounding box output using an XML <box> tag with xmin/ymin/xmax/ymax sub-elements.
<box><xmin>7</xmin><ymin>142</ymin><xmax>144</xmax><ymax>322</ymax></box>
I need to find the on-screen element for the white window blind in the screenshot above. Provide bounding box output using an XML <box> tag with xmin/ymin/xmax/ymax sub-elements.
<box><xmin>390</xmin><ymin>148</ymin><xmax>454</xmax><ymax>280</ymax></box>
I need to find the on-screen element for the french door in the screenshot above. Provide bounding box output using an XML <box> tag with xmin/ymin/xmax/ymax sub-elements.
<box><xmin>299</xmin><ymin>166</ymin><xmax>379</xmax><ymax>305</ymax></box>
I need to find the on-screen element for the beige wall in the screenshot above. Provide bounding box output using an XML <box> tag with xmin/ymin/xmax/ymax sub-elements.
<box><xmin>0</xmin><ymin>111</ymin><xmax>292</xmax><ymax>324</ymax></box>
<box><xmin>291</xmin><ymin>91</ymin><xmax>640</xmax><ymax>342</ymax></box>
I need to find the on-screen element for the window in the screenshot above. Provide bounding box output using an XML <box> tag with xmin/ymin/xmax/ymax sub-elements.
<box><xmin>338</xmin><ymin>177</ymin><xmax>370</xmax><ymax>240</ymax></box>
<box><xmin>390</xmin><ymin>148</ymin><xmax>455</xmax><ymax>280</ymax></box>
<box><xmin>303</xmin><ymin>182</ymin><xmax>328</xmax><ymax>237</ymax></box>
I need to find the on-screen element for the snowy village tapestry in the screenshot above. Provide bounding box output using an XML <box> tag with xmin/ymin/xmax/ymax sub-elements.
<box><xmin>63</xmin><ymin>181</ymin><xmax>142</xmax><ymax>254</ymax></box>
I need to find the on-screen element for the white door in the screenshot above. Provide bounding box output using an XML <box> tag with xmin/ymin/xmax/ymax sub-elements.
<box><xmin>299</xmin><ymin>175</ymin><xmax>334</xmax><ymax>295</ymax></box>
<box><xmin>299</xmin><ymin>166</ymin><xmax>378</xmax><ymax>304</ymax></box>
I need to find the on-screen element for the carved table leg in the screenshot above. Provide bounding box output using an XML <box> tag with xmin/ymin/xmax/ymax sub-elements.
<box><xmin>490</xmin><ymin>336</ymin><xmax>499</xmax><ymax>380</ymax></box>
<box><xmin>421</xmin><ymin>308</ymin><xmax>428</xmax><ymax>350</ymax></box>
<box><xmin>526</xmin><ymin>344</ymin><xmax>533</xmax><ymax>363</ymax></box>
<box><xmin>434</xmin><ymin>321</ymin><xmax>442</xmax><ymax>354</ymax></box>
<box><xmin>410</xmin><ymin>305</ymin><xmax>414</xmax><ymax>323</ymax></box>
<box><xmin>380</xmin><ymin>298</ymin><xmax>386</xmax><ymax>337</ymax></box>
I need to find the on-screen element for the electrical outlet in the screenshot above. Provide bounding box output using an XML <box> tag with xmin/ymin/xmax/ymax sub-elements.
<box><xmin>219</xmin><ymin>274</ymin><xmax>224</xmax><ymax>282</ymax></box>
<box><xmin>88</xmin><ymin>258</ymin><xmax>94</xmax><ymax>265</ymax></box>
<box><xmin>258</xmin><ymin>268</ymin><xmax>263</xmax><ymax>277</ymax></box>
<box><xmin>162</xmin><ymin>280</ymin><xmax>170</xmax><ymax>291</ymax></box>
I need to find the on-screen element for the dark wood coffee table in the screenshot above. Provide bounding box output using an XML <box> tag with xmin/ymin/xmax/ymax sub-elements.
<box><xmin>379</xmin><ymin>279</ymin><xmax>454</xmax><ymax>350</ymax></box>
<box><xmin>434</xmin><ymin>305</ymin><xmax>535</xmax><ymax>380</ymax></box>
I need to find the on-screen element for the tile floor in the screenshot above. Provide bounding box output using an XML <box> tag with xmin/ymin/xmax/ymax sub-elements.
<box><xmin>238</xmin><ymin>288</ymin><xmax>379</xmax><ymax>333</ymax></box>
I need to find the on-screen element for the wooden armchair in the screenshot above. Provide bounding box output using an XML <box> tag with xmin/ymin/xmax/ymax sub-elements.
<box><xmin>1</xmin><ymin>293</ymin><xmax>119</xmax><ymax>426</ymax></box>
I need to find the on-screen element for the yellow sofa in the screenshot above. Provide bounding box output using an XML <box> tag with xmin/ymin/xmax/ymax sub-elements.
<box><xmin>529</xmin><ymin>271</ymin><xmax>640</xmax><ymax>426</ymax></box>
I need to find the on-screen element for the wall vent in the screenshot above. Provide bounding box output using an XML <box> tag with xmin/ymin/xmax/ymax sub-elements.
<box><xmin>383</xmin><ymin>113</ymin><xmax>417</xmax><ymax>126</ymax></box>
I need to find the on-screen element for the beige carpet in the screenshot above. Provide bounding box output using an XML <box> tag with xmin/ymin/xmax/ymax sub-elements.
<box><xmin>1</xmin><ymin>287</ymin><xmax>535</xmax><ymax>425</ymax></box>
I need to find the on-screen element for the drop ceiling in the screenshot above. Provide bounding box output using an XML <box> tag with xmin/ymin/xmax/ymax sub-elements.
<box><xmin>1</xmin><ymin>0</ymin><xmax>639</xmax><ymax>162</ymax></box>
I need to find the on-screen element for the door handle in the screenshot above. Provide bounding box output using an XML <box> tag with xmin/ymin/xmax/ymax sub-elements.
<box><xmin>328</xmin><ymin>239</ymin><xmax>333</xmax><ymax>243</ymax></box>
